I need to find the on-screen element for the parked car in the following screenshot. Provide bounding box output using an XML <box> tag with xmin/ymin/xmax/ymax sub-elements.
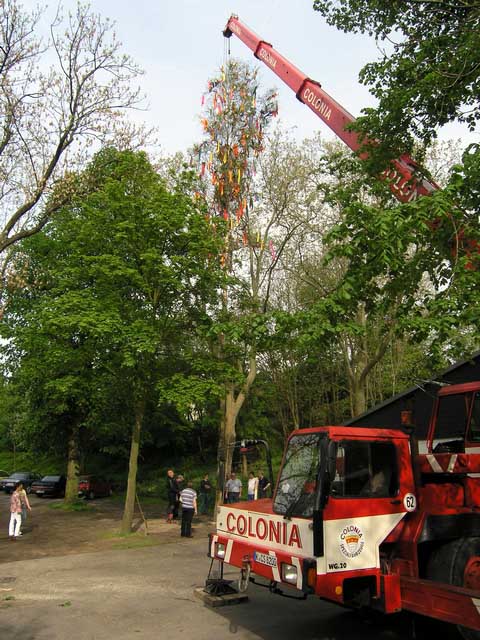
<box><xmin>31</xmin><ymin>475</ymin><xmax>66</xmax><ymax>498</ymax></box>
<box><xmin>1</xmin><ymin>471</ymin><xmax>41</xmax><ymax>494</ymax></box>
<box><xmin>78</xmin><ymin>475</ymin><xmax>112</xmax><ymax>500</ymax></box>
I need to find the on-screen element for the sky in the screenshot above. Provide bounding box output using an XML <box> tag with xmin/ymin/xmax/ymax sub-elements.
<box><xmin>25</xmin><ymin>0</ymin><xmax>479</xmax><ymax>157</ymax></box>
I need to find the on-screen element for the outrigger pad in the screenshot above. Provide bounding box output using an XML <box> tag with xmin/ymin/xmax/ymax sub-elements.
<box><xmin>195</xmin><ymin>585</ymin><xmax>249</xmax><ymax>608</ymax></box>
<box><xmin>204</xmin><ymin>578</ymin><xmax>239</xmax><ymax>596</ymax></box>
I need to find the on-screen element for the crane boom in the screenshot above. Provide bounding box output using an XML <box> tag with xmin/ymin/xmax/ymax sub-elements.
<box><xmin>223</xmin><ymin>14</ymin><xmax>440</xmax><ymax>204</ymax></box>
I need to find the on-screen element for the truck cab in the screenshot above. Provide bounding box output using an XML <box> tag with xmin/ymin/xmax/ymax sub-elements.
<box><xmin>211</xmin><ymin>427</ymin><xmax>414</xmax><ymax>603</ymax></box>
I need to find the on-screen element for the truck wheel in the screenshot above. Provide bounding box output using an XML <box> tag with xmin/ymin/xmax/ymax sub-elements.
<box><xmin>427</xmin><ymin>537</ymin><xmax>480</xmax><ymax>640</ymax></box>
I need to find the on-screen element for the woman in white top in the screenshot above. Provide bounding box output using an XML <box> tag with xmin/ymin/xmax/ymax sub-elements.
<box><xmin>247</xmin><ymin>472</ymin><xmax>258</xmax><ymax>501</ymax></box>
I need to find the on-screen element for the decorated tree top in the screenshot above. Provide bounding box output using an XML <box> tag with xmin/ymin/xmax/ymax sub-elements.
<box><xmin>194</xmin><ymin>60</ymin><xmax>278</xmax><ymax>246</ymax></box>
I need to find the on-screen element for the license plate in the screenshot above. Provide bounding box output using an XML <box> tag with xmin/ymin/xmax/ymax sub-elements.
<box><xmin>36</xmin><ymin>490</ymin><xmax>44</xmax><ymax>494</ymax></box>
<box><xmin>253</xmin><ymin>552</ymin><xmax>277</xmax><ymax>568</ymax></box>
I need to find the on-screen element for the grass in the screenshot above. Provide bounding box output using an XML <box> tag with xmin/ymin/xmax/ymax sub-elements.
<box><xmin>101</xmin><ymin>530</ymin><xmax>162</xmax><ymax>550</ymax></box>
<box><xmin>112</xmin><ymin>537</ymin><xmax>161</xmax><ymax>550</ymax></box>
<box><xmin>50</xmin><ymin>500</ymin><xmax>93</xmax><ymax>512</ymax></box>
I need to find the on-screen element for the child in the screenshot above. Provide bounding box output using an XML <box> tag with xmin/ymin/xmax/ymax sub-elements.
<box><xmin>9</xmin><ymin>482</ymin><xmax>23</xmax><ymax>540</ymax></box>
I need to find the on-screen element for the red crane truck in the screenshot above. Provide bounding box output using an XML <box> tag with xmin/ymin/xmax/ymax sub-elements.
<box><xmin>209</xmin><ymin>381</ymin><xmax>480</xmax><ymax>638</ymax></box>
<box><xmin>206</xmin><ymin>16</ymin><xmax>480</xmax><ymax>638</ymax></box>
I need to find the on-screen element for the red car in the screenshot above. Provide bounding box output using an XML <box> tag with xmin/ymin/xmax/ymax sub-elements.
<box><xmin>78</xmin><ymin>475</ymin><xmax>112</xmax><ymax>500</ymax></box>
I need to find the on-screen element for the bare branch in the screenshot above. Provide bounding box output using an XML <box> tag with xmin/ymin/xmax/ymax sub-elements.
<box><xmin>0</xmin><ymin>0</ymin><xmax>147</xmax><ymax>254</ymax></box>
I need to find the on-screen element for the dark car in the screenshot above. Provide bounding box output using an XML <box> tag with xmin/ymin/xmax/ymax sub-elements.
<box><xmin>31</xmin><ymin>475</ymin><xmax>66</xmax><ymax>498</ymax></box>
<box><xmin>78</xmin><ymin>475</ymin><xmax>112</xmax><ymax>500</ymax></box>
<box><xmin>1</xmin><ymin>472</ymin><xmax>40</xmax><ymax>494</ymax></box>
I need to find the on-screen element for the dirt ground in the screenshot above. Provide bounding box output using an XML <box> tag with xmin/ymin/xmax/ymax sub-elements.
<box><xmin>0</xmin><ymin>491</ymin><xmax>211</xmax><ymax>562</ymax></box>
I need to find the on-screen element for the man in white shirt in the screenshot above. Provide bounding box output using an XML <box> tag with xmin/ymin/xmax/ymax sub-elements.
<box><xmin>225</xmin><ymin>472</ymin><xmax>242</xmax><ymax>503</ymax></box>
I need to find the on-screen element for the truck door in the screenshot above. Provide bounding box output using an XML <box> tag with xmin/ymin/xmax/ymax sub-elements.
<box><xmin>322</xmin><ymin>438</ymin><xmax>414</xmax><ymax>575</ymax></box>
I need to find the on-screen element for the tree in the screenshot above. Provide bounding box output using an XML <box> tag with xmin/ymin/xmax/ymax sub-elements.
<box><xmin>194</xmin><ymin>60</ymin><xmax>279</xmax><ymax>504</ymax></box>
<box><xmin>1</xmin><ymin>148</ymin><xmax>224</xmax><ymax>528</ymax></box>
<box><xmin>312</xmin><ymin>2</ymin><xmax>480</xmax><ymax>294</ymax></box>
<box><xmin>312</xmin><ymin>1</ymin><xmax>480</xmax><ymax>162</ymax></box>
<box><xmin>263</xmin><ymin>132</ymin><xmax>477</xmax><ymax>420</ymax></box>
<box><xmin>0</xmin><ymin>0</ymin><xmax>144</xmax><ymax>257</ymax></box>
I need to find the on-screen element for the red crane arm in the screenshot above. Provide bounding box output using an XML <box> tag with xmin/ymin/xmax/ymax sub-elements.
<box><xmin>223</xmin><ymin>14</ymin><xmax>440</xmax><ymax>204</ymax></box>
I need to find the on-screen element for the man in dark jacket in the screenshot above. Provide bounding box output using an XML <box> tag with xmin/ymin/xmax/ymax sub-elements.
<box><xmin>198</xmin><ymin>473</ymin><xmax>212</xmax><ymax>515</ymax></box>
<box><xmin>258</xmin><ymin>470</ymin><xmax>271</xmax><ymax>498</ymax></box>
<box><xmin>166</xmin><ymin>469</ymin><xmax>179</xmax><ymax>523</ymax></box>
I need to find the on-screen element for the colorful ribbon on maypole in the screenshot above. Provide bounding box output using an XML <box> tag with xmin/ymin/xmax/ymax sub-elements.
<box><xmin>193</xmin><ymin>60</ymin><xmax>278</xmax><ymax>262</ymax></box>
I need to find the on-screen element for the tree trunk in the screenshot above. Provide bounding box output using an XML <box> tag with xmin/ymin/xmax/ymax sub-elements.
<box><xmin>214</xmin><ymin>355</ymin><xmax>256</xmax><ymax>512</ymax></box>
<box><xmin>214</xmin><ymin>386</ymin><xmax>237</xmax><ymax>512</ymax></box>
<box><xmin>121</xmin><ymin>399</ymin><xmax>144</xmax><ymax>535</ymax></box>
<box><xmin>215</xmin><ymin>395</ymin><xmax>227</xmax><ymax>513</ymax></box>
<box><xmin>242</xmin><ymin>453</ymin><xmax>248</xmax><ymax>477</ymax></box>
<box><xmin>351</xmin><ymin>379</ymin><xmax>367</xmax><ymax>416</ymax></box>
<box><xmin>64</xmin><ymin>422</ymin><xmax>80</xmax><ymax>503</ymax></box>
<box><xmin>223</xmin><ymin>386</ymin><xmax>237</xmax><ymax>476</ymax></box>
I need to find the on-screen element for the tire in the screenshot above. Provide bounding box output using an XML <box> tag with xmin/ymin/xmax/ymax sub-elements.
<box><xmin>26</xmin><ymin>486</ymin><xmax>32</xmax><ymax>494</ymax></box>
<box><xmin>88</xmin><ymin>491</ymin><xmax>95</xmax><ymax>500</ymax></box>
<box><xmin>427</xmin><ymin>537</ymin><xmax>480</xmax><ymax>640</ymax></box>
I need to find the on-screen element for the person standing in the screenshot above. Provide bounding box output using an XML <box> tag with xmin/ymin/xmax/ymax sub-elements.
<box><xmin>258</xmin><ymin>470</ymin><xmax>271</xmax><ymax>498</ymax></box>
<box><xmin>9</xmin><ymin>482</ymin><xmax>23</xmax><ymax>540</ymax></box>
<box><xmin>225</xmin><ymin>472</ymin><xmax>242</xmax><ymax>503</ymax></box>
<box><xmin>166</xmin><ymin>469</ymin><xmax>179</xmax><ymax>523</ymax></box>
<box><xmin>17</xmin><ymin>482</ymin><xmax>31</xmax><ymax>535</ymax></box>
<box><xmin>179</xmin><ymin>480</ymin><xmax>197</xmax><ymax>538</ymax></box>
<box><xmin>247</xmin><ymin>471</ymin><xmax>258</xmax><ymax>501</ymax></box>
<box><xmin>198</xmin><ymin>473</ymin><xmax>212</xmax><ymax>515</ymax></box>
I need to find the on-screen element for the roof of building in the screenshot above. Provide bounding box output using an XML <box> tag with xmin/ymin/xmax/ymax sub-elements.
<box><xmin>346</xmin><ymin>350</ymin><xmax>480</xmax><ymax>435</ymax></box>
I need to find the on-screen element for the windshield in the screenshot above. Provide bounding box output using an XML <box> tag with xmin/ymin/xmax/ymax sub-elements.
<box><xmin>42</xmin><ymin>476</ymin><xmax>61</xmax><ymax>482</ymax></box>
<box><xmin>273</xmin><ymin>432</ymin><xmax>323</xmax><ymax>517</ymax></box>
<box><xmin>10</xmin><ymin>473</ymin><xmax>28</xmax><ymax>480</ymax></box>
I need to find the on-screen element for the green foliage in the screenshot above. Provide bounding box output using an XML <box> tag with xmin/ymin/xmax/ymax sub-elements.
<box><xmin>0</xmin><ymin>450</ymin><xmax>62</xmax><ymax>476</ymax></box>
<box><xmin>313</xmin><ymin>144</ymin><xmax>480</xmax><ymax>345</ymax></box>
<box><xmin>1</xmin><ymin>148</ymin><xmax>226</xmax><ymax>466</ymax></box>
<box><xmin>313</xmin><ymin>1</ymin><xmax>480</xmax><ymax>167</ymax></box>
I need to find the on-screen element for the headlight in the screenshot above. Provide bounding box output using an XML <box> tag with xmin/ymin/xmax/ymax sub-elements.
<box><xmin>281</xmin><ymin>563</ymin><xmax>298</xmax><ymax>584</ymax></box>
<box><xmin>215</xmin><ymin>542</ymin><xmax>226</xmax><ymax>559</ymax></box>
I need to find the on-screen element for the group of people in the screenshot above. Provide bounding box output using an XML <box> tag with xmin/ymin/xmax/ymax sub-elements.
<box><xmin>224</xmin><ymin>470</ymin><xmax>270</xmax><ymax>504</ymax></box>
<box><xmin>165</xmin><ymin>468</ymin><xmax>271</xmax><ymax>537</ymax></box>
<box><xmin>8</xmin><ymin>481</ymin><xmax>32</xmax><ymax>540</ymax></box>
<box><xmin>165</xmin><ymin>470</ymin><xmax>212</xmax><ymax>538</ymax></box>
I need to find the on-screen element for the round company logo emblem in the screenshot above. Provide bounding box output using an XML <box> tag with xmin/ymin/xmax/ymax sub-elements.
<box><xmin>339</xmin><ymin>524</ymin><xmax>365</xmax><ymax>558</ymax></box>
